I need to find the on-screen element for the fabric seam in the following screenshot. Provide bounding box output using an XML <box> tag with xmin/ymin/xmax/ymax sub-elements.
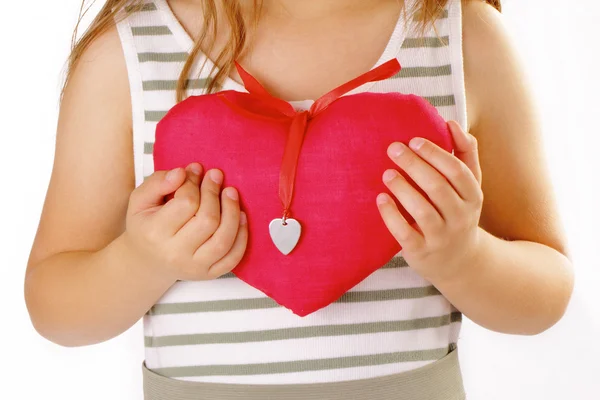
<box><xmin>115</xmin><ymin>10</ymin><xmax>147</xmax><ymax>188</ymax></box>
<box><xmin>448</xmin><ymin>0</ymin><xmax>469</xmax><ymax>131</ymax></box>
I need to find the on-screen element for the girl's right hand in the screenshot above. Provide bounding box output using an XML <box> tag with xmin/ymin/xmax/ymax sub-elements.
<box><xmin>123</xmin><ymin>162</ymin><xmax>248</xmax><ymax>281</ymax></box>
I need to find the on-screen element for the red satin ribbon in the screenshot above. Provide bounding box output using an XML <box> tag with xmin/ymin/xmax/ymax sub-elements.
<box><xmin>234</xmin><ymin>59</ymin><xmax>401</xmax><ymax>222</ymax></box>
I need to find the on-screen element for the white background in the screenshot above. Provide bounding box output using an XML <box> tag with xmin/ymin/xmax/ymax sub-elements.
<box><xmin>1</xmin><ymin>0</ymin><xmax>599</xmax><ymax>399</ymax></box>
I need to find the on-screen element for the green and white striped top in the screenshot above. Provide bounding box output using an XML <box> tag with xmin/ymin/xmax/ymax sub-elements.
<box><xmin>115</xmin><ymin>0</ymin><xmax>467</xmax><ymax>384</ymax></box>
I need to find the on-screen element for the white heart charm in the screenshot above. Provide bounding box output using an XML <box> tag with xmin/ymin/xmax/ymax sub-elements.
<box><xmin>269</xmin><ymin>218</ymin><xmax>301</xmax><ymax>255</ymax></box>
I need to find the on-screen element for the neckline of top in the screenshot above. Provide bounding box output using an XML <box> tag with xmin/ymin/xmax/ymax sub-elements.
<box><xmin>152</xmin><ymin>0</ymin><xmax>412</xmax><ymax>106</ymax></box>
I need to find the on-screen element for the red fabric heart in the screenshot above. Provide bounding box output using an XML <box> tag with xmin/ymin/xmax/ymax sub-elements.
<box><xmin>153</xmin><ymin>59</ymin><xmax>454</xmax><ymax>316</ymax></box>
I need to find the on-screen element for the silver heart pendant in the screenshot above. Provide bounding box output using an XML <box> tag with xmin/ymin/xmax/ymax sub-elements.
<box><xmin>269</xmin><ymin>218</ymin><xmax>301</xmax><ymax>255</ymax></box>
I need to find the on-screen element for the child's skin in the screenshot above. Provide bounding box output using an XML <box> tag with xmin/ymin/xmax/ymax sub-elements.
<box><xmin>24</xmin><ymin>0</ymin><xmax>573</xmax><ymax>347</ymax></box>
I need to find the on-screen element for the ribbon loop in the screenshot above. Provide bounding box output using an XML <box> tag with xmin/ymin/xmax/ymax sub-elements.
<box><xmin>309</xmin><ymin>59</ymin><xmax>401</xmax><ymax>116</ymax></box>
<box><xmin>233</xmin><ymin>59</ymin><xmax>402</xmax><ymax>226</ymax></box>
<box><xmin>234</xmin><ymin>61</ymin><xmax>296</xmax><ymax>117</ymax></box>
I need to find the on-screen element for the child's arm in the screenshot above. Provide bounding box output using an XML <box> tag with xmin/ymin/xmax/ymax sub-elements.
<box><xmin>378</xmin><ymin>0</ymin><xmax>573</xmax><ymax>336</ymax></box>
<box><xmin>24</xmin><ymin>25</ymin><xmax>247</xmax><ymax>347</ymax></box>
<box><xmin>443</xmin><ymin>0</ymin><xmax>574</xmax><ymax>334</ymax></box>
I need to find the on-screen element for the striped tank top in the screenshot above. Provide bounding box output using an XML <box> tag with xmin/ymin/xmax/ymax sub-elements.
<box><xmin>115</xmin><ymin>0</ymin><xmax>467</xmax><ymax>384</ymax></box>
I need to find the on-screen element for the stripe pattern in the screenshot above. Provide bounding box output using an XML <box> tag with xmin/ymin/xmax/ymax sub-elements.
<box><xmin>151</xmin><ymin>345</ymin><xmax>456</xmax><ymax>378</ymax></box>
<box><xmin>116</xmin><ymin>0</ymin><xmax>466</xmax><ymax>385</ymax></box>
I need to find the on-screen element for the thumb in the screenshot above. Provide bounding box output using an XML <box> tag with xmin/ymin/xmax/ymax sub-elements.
<box><xmin>128</xmin><ymin>167</ymin><xmax>187</xmax><ymax>215</ymax></box>
<box><xmin>447</xmin><ymin>120</ymin><xmax>482</xmax><ymax>185</ymax></box>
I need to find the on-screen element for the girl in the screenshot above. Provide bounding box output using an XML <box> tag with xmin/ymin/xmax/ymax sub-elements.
<box><xmin>24</xmin><ymin>0</ymin><xmax>574</xmax><ymax>398</ymax></box>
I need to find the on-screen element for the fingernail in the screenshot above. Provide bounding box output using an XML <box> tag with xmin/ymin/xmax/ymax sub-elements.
<box><xmin>376</xmin><ymin>193</ymin><xmax>389</xmax><ymax>205</ymax></box>
<box><xmin>409</xmin><ymin>137</ymin><xmax>425</xmax><ymax>150</ymax></box>
<box><xmin>240</xmin><ymin>211</ymin><xmax>248</xmax><ymax>225</ymax></box>
<box><xmin>210</xmin><ymin>169</ymin><xmax>223</xmax><ymax>184</ymax></box>
<box><xmin>189</xmin><ymin>163</ymin><xmax>202</xmax><ymax>175</ymax></box>
<box><xmin>166</xmin><ymin>168</ymin><xmax>181</xmax><ymax>182</ymax></box>
<box><xmin>225</xmin><ymin>187</ymin><xmax>238</xmax><ymax>200</ymax></box>
<box><xmin>388</xmin><ymin>142</ymin><xmax>405</xmax><ymax>157</ymax></box>
<box><xmin>382</xmin><ymin>169</ymin><xmax>398</xmax><ymax>182</ymax></box>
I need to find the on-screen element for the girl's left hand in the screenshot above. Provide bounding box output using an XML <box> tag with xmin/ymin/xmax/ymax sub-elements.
<box><xmin>376</xmin><ymin>120</ymin><xmax>484</xmax><ymax>283</ymax></box>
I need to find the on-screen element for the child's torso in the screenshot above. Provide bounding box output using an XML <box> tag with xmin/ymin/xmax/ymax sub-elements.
<box><xmin>116</xmin><ymin>0</ymin><xmax>466</xmax><ymax>384</ymax></box>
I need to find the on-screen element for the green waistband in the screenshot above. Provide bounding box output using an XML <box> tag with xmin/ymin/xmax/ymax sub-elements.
<box><xmin>143</xmin><ymin>347</ymin><xmax>465</xmax><ymax>400</ymax></box>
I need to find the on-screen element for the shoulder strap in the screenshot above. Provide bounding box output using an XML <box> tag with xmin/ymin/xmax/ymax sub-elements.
<box><xmin>114</xmin><ymin>1</ymin><xmax>191</xmax><ymax>188</ymax></box>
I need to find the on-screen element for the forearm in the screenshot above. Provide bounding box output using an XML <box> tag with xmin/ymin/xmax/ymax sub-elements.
<box><xmin>24</xmin><ymin>233</ymin><xmax>175</xmax><ymax>347</ymax></box>
<box><xmin>431</xmin><ymin>228</ymin><xmax>574</xmax><ymax>335</ymax></box>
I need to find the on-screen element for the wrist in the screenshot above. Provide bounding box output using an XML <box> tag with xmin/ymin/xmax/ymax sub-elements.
<box><xmin>112</xmin><ymin>232</ymin><xmax>178</xmax><ymax>289</ymax></box>
<box><xmin>429</xmin><ymin>227</ymin><xmax>493</xmax><ymax>289</ymax></box>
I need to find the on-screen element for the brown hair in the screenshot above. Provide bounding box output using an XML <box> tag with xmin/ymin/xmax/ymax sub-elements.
<box><xmin>62</xmin><ymin>0</ymin><xmax>501</xmax><ymax>103</ymax></box>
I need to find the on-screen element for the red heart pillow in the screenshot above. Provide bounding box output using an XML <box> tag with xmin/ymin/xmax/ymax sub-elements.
<box><xmin>154</xmin><ymin>59</ymin><xmax>454</xmax><ymax>316</ymax></box>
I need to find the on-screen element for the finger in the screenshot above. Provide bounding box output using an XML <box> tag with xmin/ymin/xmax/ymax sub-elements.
<box><xmin>164</xmin><ymin>162</ymin><xmax>202</xmax><ymax>202</ymax></box>
<box><xmin>198</xmin><ymin>187</ymin><xmax>240</xmax><ymax>258</ymax></box>
<box><xmin>154</xmin><ymin>163</ymin><xmax>203</xmax><ymax>235</ymax></box>
<box><xmin>447</xmin><ymin>120</ymin><xmax>482</xmax><ymax>186</ymax></box>
<box><xmin>194</xmin><ymin>168</ymin><xmax>224</xmax><ymax>230</ymax></box>
<box><xmin>376</xmin><ymin>193</ymin><xmax>424</xmax><ymax>252</ymax></box>
<box><xmin>382</xmin><ymin>168</ymin><xmax>444</xmax><ymax>238</ymax></box>
<box><xmin>206</xmin><ymin>212</ymin><xmax>249</xmax><ymax>279</ymax></box>
<box><xmin>406</xmin><ymin>136</ymin><xmax>480</xmax><ymax>203</ymax></box>
<box><xmin>177</xmin><ymin>184</ymin><xmax>239</xmax><ymax>256</ymax></box>
<box><xmin>193</xmin><ymin>186</ymin><xmax>242</xmax><ymax>266</ymax></box>
<box><xmin>388</xmin><ymin>140</ymin><xmax>463</xmax><ymax>221</ymax></box>
<box><xmin>128</xmin><ymin>167</ymin><xmax>186</xmax><ymax>215</ymax></box>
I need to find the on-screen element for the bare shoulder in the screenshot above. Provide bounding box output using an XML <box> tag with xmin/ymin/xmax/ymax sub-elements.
<box><xmin>460</xmin><ymin>0</ymin><xmax>513</xmax><ymax>130</ymax></box>
<box><xmin>459</xmin><ymin>0</ymin><xmax>569</xmax><ymax>255</ymax></box>
<box><xmin>27</xmin><ymin>23</ymin><xmax>134</xmax><ymax>269</ymax></box>
<box><xmin>60</xmin><ymin>24</ymin><xmax>131</xmax><ymax>127</ymax></box>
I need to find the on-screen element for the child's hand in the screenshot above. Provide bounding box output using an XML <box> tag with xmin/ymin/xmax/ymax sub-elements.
<box><xmin>376</xmin><ymin>121</ymin><xmax>484</xmax><ymax>283</ymax></box>
<box><xmin>123</xmin><ymin>163</ymin><xmax>248</xmax><ymax>281</ymax></box>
